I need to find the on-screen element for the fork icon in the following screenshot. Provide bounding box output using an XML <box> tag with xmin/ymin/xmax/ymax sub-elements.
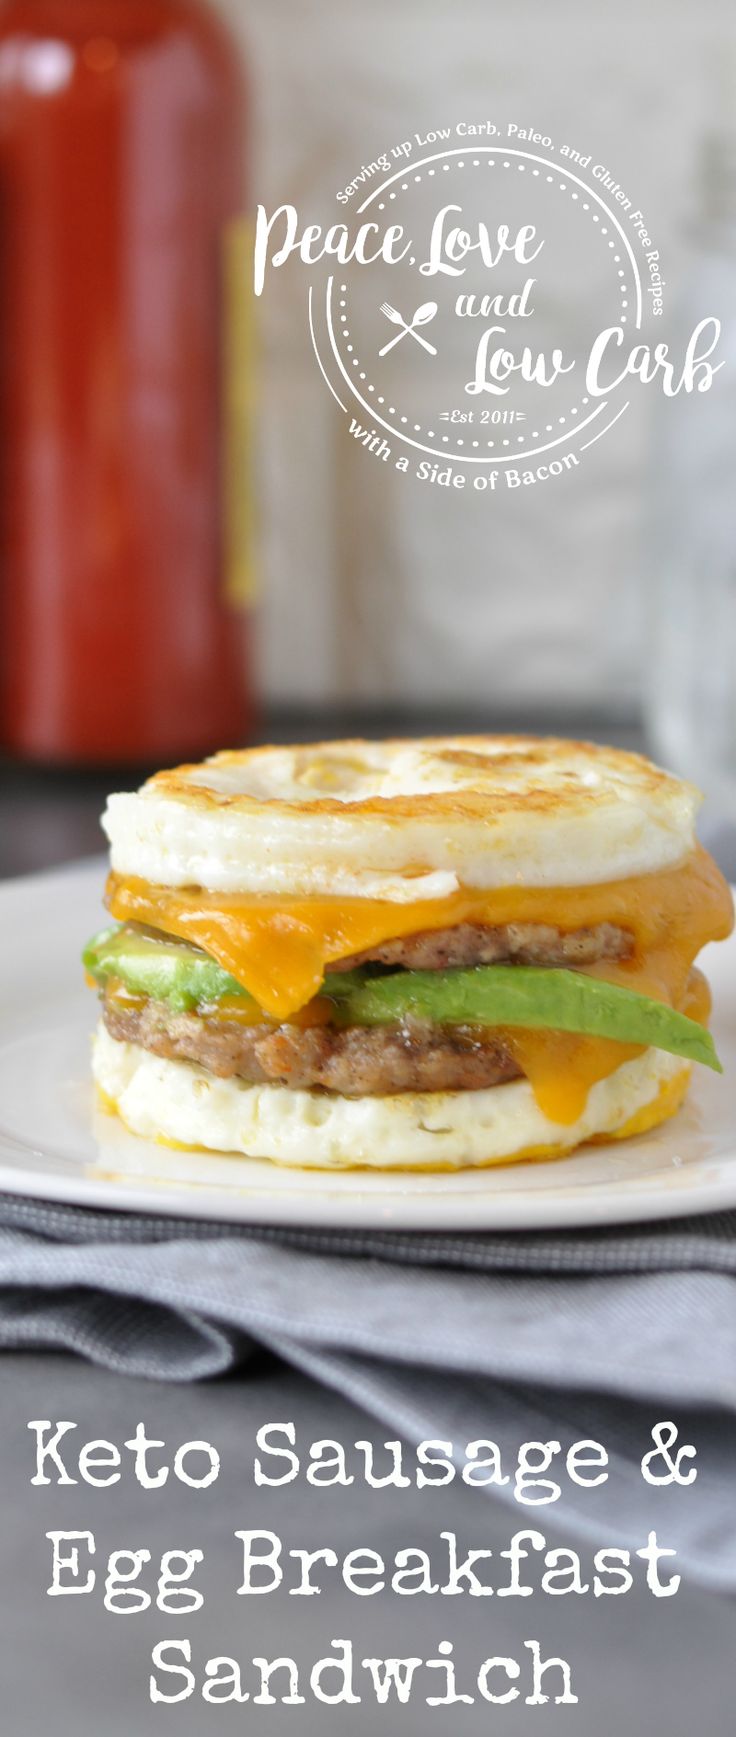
<box><xmin>379</xmin><ymin>300</ymin><xmax>438</xmax><ymax>356</ymax></box>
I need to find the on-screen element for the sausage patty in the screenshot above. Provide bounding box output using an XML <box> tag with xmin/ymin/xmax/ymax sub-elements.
<box><xmin>335</xmin><ymin>919</ymin><xmax>632</xmax><ymax>973</ymax></box>
<box><xmin>102</xmin><ymin>992</ymin><xmax>521</xmax><ymax>1096</ymax></box>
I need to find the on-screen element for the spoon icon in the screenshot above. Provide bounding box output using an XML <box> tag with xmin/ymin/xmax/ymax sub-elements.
<box><xmin>379</xmin><ymin>300</ymin><xmax>438</xmax><ymax>356</ymax></box>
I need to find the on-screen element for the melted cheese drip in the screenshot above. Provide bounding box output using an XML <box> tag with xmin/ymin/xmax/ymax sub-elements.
<box><xmin>504</xmin><ymin>966</ymin><xmax>712</xmax><ymax>1125</ymax></box>
<box><xmin>505</xmin><ymin>1029</ymin><xmax>642</xmax><ymax>1125</ymax></box>
<box><xmin>106</xmin><ymin>847</ymin><xmax>732</xmax><ymax>1125</ymax></box>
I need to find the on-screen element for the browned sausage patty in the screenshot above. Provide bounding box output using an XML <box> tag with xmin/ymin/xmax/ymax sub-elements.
<box><xmin>102</xmin><ymin>993</ymin><xmax>522</xmax><ymax>1095</ymax></box>
<box><xmin>334</xmin><ymin>919</ymin><xmax>631</xmax><ymax>973</ymax></box>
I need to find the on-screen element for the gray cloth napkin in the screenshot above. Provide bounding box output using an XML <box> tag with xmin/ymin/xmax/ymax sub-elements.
<box><xmin>0</xmin><ymin>1191</ymin><xmax>734</xmax><ymax>1594</ymax></box>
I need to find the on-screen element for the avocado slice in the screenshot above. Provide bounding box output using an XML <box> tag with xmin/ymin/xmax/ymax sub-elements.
<box><xmin>323</xmin><ymin>963</ymin><xmax>722</xmax><ymax>1073</ymax></box>
<box><xmin>83</xmin><ymin>925</ymin><xmax>259</xmax><ymax>1015</ymax></box>
<box><xmin>84</xmin><ymin>926</ymin><xmax>721</xmax><ymax>1073</ymax></box>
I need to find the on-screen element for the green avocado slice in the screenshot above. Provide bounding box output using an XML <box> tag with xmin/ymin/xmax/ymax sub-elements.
<box><xmin>83</xmin><ymin>925</ymin><xmax>721</xmax><ymax>1073</ymax></box>
<box><xmin>323</xmin><ymin>964</ymin><xmax>721</xmax><ymax>1073</ymax></box>
<box><xmin>83</xmin><ymin>925</ymin><xmax>259</xmax><ymax>1015</ymax></box>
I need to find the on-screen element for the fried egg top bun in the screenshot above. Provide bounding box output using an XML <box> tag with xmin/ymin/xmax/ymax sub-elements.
<box><xmin>103</xmin><ymin>736</ymin><xmax>699</xmax><ymax>901</ymax></box>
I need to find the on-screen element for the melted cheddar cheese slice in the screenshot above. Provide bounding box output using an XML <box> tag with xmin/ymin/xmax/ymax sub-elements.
<box><xmin>106</xmin><ymin>846</ymin><xmax>732</xmax><ymax>1126</ymax></box>
<box><xmin>107</xmin><ymin>846</ymin><xmax>731</xmax><ymax>1019</ymax></box>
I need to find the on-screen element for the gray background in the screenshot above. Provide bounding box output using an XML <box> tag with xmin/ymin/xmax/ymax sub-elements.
<box><xmin>3</xmin><ymin>1352</ymin><xmax>734</xmax><ymax>1735</ymax></box>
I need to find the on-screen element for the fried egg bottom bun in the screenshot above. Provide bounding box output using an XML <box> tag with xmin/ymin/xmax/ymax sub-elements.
<box><xmin>92</xmin><ymin>1024</ymin><xmax>690</xmax><ymax>1172</ymax></box>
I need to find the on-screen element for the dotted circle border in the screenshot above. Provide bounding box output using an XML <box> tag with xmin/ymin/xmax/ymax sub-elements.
<box><xmin>337</xmin><ymin>159</ymin><xmax>628</xmax><ymax>449</ymax></box>
<box><xmin>321</xmin><ymin>144</ymin><xmax>643</xmax><ymax>465</ymax></box>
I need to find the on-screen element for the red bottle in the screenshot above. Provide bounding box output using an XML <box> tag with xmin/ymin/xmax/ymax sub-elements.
<box><xmin>0</xmin><ymin>0</ymin><xmax>255</xmax><ymax>764</ymax></box>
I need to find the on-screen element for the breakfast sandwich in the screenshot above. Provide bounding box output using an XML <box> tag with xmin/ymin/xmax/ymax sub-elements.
<box><xmin>84</xmin><ymin>736</ymin><xmax>733</xmax><ymax>1171</ymax></box>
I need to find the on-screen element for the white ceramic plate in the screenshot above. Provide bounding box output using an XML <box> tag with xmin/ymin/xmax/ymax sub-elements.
<box><xmin>1</xmin><ymin>858</ymin><xmax>736</xmax><ymax>1230</ymax></box>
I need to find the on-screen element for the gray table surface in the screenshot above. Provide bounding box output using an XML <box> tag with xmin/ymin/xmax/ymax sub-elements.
<box><xmin>0</xmin><ymin>713</ymin><xmax>732</xmax><ymax>1734</ymax></box>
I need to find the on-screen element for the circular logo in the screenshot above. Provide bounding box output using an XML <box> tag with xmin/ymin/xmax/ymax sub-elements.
<box><xmin>308</xmin><ymin>136</ymin><xmax>648</xmax><ymax>482</ymax></box>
